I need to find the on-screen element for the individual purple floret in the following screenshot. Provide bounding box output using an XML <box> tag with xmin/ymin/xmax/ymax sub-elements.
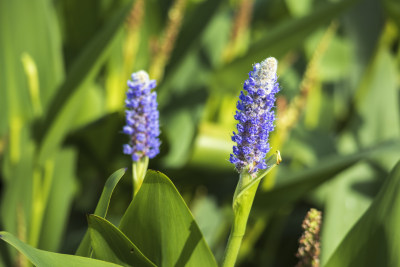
<box><xmin>230</xmin><ymin>57</ymin><xmax>280</xmax><ymax>174</ymax></box>
<box><xmin>122</xmin><ymin>70</ymin><xmax>161</xmax><ymax>161</ymax></box>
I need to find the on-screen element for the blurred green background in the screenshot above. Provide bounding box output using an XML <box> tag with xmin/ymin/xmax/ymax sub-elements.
<box><xmin>0</xmin><ymin>0</ymin><xmax>399</xmax><ymax>266</ymax></box>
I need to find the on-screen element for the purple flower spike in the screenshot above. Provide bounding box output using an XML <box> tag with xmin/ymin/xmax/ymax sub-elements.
<box><xmin>122</xmin><ymin>70</ymin><xmax>161</xmax><ymax>161</ymax></box>
<box><xmin>230</xmin><ymin>57</ymin><xmax>280</xmax><ymax>174</ymax></box>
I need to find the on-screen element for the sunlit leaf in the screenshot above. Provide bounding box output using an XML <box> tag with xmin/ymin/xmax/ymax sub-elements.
<box><xmin>324</xmin><ymin>161</ymin><xmax>400</xmax><ymax>267</ymax></box>
<box><xmin>88</xmin><ymin>215</ymin><xmax>156</xmax><ymax>267</ymax></box>
<box><xmin>253</xmin><ymin>140</ymin><xmax>400</xmax><ymax>210</ymax></box>
<box><xmin>0</xmin><ymin>232</ymin><xmax>122</xmax><ymax>267</ymax></box>
<box><xmin>119</xmin><ymin>170</ymin><xmax>218</xmax><ymax>267</ymax></box>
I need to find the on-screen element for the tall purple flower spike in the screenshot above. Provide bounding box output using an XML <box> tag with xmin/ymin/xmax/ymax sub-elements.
<box><xmin>229</xmin><ymin>57</ymin><xmax>280</xmax><ymax>174</ymax></box>
<box><xmin>122</xmin><ymin>70</ymin><xmax>161</xmax><ymax>161</ymax></box>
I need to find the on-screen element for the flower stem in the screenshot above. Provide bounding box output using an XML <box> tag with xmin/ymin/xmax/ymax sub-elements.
<box><xmin>222</xmin><ymin>174</ymin><xmax>260</xmax><ymax>267</ymax></box>
<box><xmin>222</xmin><ymin>152</ymin><xmax>281</xmax><ymax>267</ymax></box>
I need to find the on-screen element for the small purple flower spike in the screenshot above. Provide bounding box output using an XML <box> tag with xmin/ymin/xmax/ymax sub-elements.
<box><xmin>122</xmin><ymin>71</ymin><xmax>161</xmax><ymax>161</ymax></box>
<box><xmin>230</xmin><ymin>57</ymin><xmax>280</xmax><ymax>174</ymax></box>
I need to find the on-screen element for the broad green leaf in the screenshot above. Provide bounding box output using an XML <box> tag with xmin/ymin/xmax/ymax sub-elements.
<box><xmin>76</xmin><ymin>168</ymin><xmax>126</xmax><ymax>257</ymax></box>
<box><xmin>322</xmin><ymin>39</ymin><xmax>400</xmax><ymax>263</ymax></box>
<box><xmin>119</xmin><ymin>170</ymin><xmax>218</xmax><ymax>267</ymax></box>
<box><xmin>354</xmin><ymin>42</ymin><xmax>400</xmax><ymax>149</ymax></box>
<box><xmin>88</xmin><ymin>215</ymin><xmax>156</xmax><ymax>267</ymax></box>
<box><xmin>321</xmin><ymin>161</ymin><xmax>376</xmax><ymax>263</ymax></box>
<box><xmin>211</xmin><ymin>0</ymin><xmax>359</xmax><ymax>92</ymax></box>
<box><xmin>253</xmin><ymin>140</ymin><xmax>400</xmax><ymax>210</ymax></box>
<box><xmin>324</xmin><ymin>161</ymin><xmax>400</xmax><ymax>267</ymax></box>
<box><xmin>0</xmin><ymin>232</ymin><xmax>122</xmax><ymax>267</ymax></box>
<box><xmin>191</xmin><ymin>196</ymin><xmax>229</xmax><ymax>251</ymax></box>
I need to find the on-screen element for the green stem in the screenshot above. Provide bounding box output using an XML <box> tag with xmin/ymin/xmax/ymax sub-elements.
<box><xmin>222</xmin><ymin>172</ymin><xmax>260</xmax><ymax>267</ymax></box>
<box><xmin>222</xmin><ymin>152</ymin><xmax>281</xmax><ymax>267</ymax></box>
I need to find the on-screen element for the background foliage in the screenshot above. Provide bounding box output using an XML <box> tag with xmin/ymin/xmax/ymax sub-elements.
<box><xmin>0</xmin><ymin>0</ymin><xmax>399</xmax><ymax>266</ymax></box>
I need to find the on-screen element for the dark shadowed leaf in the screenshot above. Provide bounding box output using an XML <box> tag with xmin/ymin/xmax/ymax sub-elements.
<box><xmin>76</xmin><ymin>168</ymin><xmax>126</xmax><ymax>257</ymax></box>
<box><xmin>37</xmin><ymin>0</ymin><xmax>134</xmax><ymax>163</ymax></box>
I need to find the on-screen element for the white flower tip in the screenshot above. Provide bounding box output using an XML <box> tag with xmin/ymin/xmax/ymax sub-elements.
<box><xmin>255</xmin><ymin>57</ymin><xmax>278</xmax><ymax>80</ymax></box>
<box><xmin>265</xmin><ymin>57</ymin><xmax>278</xmax><ymax>75</ymax></box>
<box><xmin>132</xmin><ymin>70</ymin><xmax>150</xmax><ymax>84</ymax></box>
<box><xmin>253</xmin><ymin>57</ymin><xmax>278</xmax><ymax>94</ymax></box>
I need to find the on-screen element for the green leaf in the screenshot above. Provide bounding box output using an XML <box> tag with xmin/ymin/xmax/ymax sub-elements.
<box><xmin>383</xmin><ymin>0</ymin><xmax>400</xmax><ymax>30</ymax></box>
<box><xmin>88</xmin><ymin>215</ymin><xmax>156</xmax><ymax>267</ymax></box>
<box><xmin>234</xmin><ymin>153</ymin><xmax>281</xmax><ymax>204</ymax></box>
<box><xmin>324</xmin><ymin>161</ymin><xmax>400</xmax><ymax>267</ymax></box>
<box><xmin>189</xmin><ymin>121</ymin><xmax>235</xmax><ymax>170</ymax></box>
<box><xmin>167</xmin><ymin>0</ymin><xmax>223</xmax><ymax>73</ymax></box>
<box><xmin>76</xmin><ymin>168</ymin><xmax>126</xmax><ymax>257</ymax></box>
<box><xmin>161</xmin><ymin>110</ymin><xmax>197</xmax><ymax>168</ymax></box>
<box><xmin>0</xmin><ymin>0</ymin><xmax>64</xmax><ymax>130</ymax></box>
<box><xmin>354</xmin><ymin>42</ymin><xmax>400</xmax><ymax>148</ymax></box>
<box><xmin>0</xmin><ymin>129</ymin><xmax>34</xmax><ymax>238</ymax></box>
<box><xmin>211</xmin><ymin>0</ymin><xmax>359</xmax><ymax>92</ymax></box>
<box><xmin>37</xmin><ymin>0</ymin><xmax>134</xmax><ymax>163</ymax></box>
<box><xmin>119</xmin><ymin>170</ymin><xmax>218</xmax><ymax>267</ymax></box>
<box><xmin>93</xmin><ymin>168</ymin><xmax>127</xmax><ymax>218</ymax></box>
<box><xmin>191</xmin><ymin>196</ymin><xmax>229</xmax><ymax>251</ymax></box>
<box><xmin>39</xmin><ymin>148</ymin><xmax>77</xmax><ymax>251</ymax></box>
<box><xmin>253</xmin><ymin>140</ymin><xmax>400</xmax><ymax>210</ymax></box>
<box><xmin>0</xmin><ymin>231</ymin><xmax>122</xmax><ymax>267</ymax></box>
<box><xmin>322</xmin><ymin>40</ymin><xmax>400</xmax><ymax>262</ymax></box>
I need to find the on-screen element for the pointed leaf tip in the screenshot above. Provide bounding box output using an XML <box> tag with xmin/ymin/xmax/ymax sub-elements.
<box><xmin>119</xmin><ymin>170</ymin><xmax>218</xmax><ymax>266</ymax></box>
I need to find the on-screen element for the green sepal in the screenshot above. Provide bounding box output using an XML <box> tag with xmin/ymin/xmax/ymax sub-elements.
<box><xmin>233</xmin><ymin>152</ymin><xmax>282</xmax><ymax>209</ymax></box>
<box><xmin>132</xmin><ymin>156</ymin><xmax>149</xmax><ymax>197</ymax></box>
